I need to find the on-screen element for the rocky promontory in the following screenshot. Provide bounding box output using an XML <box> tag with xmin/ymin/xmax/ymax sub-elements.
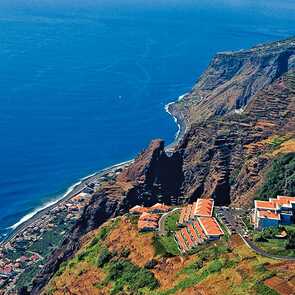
<box><xmin>169</xmin><ymin>37</ymin><xmax>295</xmax><ymax>127</ymax></box>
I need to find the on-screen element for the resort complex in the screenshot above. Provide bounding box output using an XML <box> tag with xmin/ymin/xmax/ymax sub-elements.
<box><xmin>176</xmin><ymin>199</ymin><xmax>224</xmax><ymax>253</ymax></box>
<box><xmin>129</xmin><ymin>199</ymin><xmax>224</xmax><ymax>253</ymax></box>
<box><xmin>253</xmin><ymin>195</ymin><xmax>295</xmax><ymax>230</ymax></box>
<box><xmin>129</xmin><ymin>203</ymin><xmax>170</xmax><ymax>232</ymax></box>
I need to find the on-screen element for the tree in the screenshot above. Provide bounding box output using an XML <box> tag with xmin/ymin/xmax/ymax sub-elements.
<box><xmin>286</xmin><ymin>232</ymin><xmax>295</xmax><ymax>250</ymax></box>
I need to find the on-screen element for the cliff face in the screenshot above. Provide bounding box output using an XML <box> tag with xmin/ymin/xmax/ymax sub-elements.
<box><xmin>170</xmin><ymin>37</ymin><xmax>295</xmax><ymax>127</ymax></box>
<box><xmin>31</xmin><ymin>37</ymin><xmax>295</xmax><ymax>293</ymax></box>
<box><xmin>177</xmin><ymin>73</ymin><xmax>295</xmax><ymax>206</ymax></box>
<box><xmin>30</xmin><ymin>140</ymin><xmax>183</xmax><ymax>294</ymax></box>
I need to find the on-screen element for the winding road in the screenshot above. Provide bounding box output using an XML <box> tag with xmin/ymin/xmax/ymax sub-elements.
<box><xmin>158</xmin><ymin>208</ymin><xmax>180</xmax><ymax>236</ymax></box>
<box><xmin>241</xmin><ymin>235</ymin><xmax>295</xmax><ymax>261</ymax></box>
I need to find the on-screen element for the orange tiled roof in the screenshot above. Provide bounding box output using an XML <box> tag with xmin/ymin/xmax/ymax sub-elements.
<box><xmin>276</xmin><ymin>196</ymin><xmax>295</xmax><ymax>205</ymax></box>
<box><xmin>138</xmin><ymin>220</ymin><xmax>158</xmax><ymax>230</ymax></box>
<box><xmin>258</xmin><ymin>210</ymin><xmax>280</xmax><ymax>220</ymax></box>
<box><xmin>198</xmin><ymin>217</ymin><xmax>224</xmax><ymax>237</ymax></box>
<box><xmin>193</xmin><ymin>221</ymin><xmax>206</xmax><ymax>240</ymax></box>
<box><xmin>149</xmin><ymin>203</ymin><xmax>170</xmax><ymax>212</ymax></box>
<box><xmin>181</xmin><ymin>228</ymin><xmax>194</xmax><ymax>247</ymax></box>
<box><xmin>175</xmin><ymin>231</ymin><xmax>188</xmax><ymax>252</ymax></box>
<box><xmin>195</xmin><ymin>199</ymin><xmax>214</xmax><ymax>217</ymax></box>
<box><xmin>255</xmin><ymin>200</ymin><xmax>277</xmax><ymax>210</ymax></box>
<box><xmin>184</xmin><ymin>204</ymin><xmax>193</xmax><ymax>223</ymax></box>
<box><xmin>179</xmin><ymin>207</ymin><xmax>187</xmax><ymax>224</ymax></box>
<box><xmin>187</xmin><ymin>224</ymin><xmax>200</xmax><ymax>244</ymax></box>
<box><xmin>271</xmin><ymin>198</ymin><xmax>292</xmax><ymax>208</ymax></box>
<box><xmin>277</xmin><ymin>195</ymin><xmax>295</xmax><ymax>202</ymax></box>
<box><xmin>139</xmin><ymin>212</ymin><xmax>160</xmax><ymax>222</ymax></box>
<box><xmin>190</xmin><ymin>202</ymin><xmax>197</xmax><ymax>220</ymax></box>
<box><xmin>129</xmin><ymin>205</ymin><xmax>149</xmax><ymax>214</ymax></box>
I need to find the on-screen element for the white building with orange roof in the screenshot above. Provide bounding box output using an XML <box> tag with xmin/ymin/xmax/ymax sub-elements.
<box><xmin>194</xmin><ymin>199</ymin><xmax>214</xmax><ymax>217</ymax></box>
<box><xmin>129</xmin><ymin>205</ymin><xmax>149</xmax><ymax>215</ymax></box>
<box><xmin>148</xmin><ymin>203</ymin><xmax>170</xmax><ymax>214</ymax></box>
<box><xmin>198</xmin><ymin>217</ymin><xmax>224</xmax><ymax>240</ymax></box>
<box><xmin>178</xmin><ymin>198</ymin><xmax>214</xmax><ymax>226</ymax></box>
<box><xmin>138</xmin><ymin>220</ymin><xmax>158</xmax><ymax>232</ymax></box>
<box><xmin>254</xmin><ymin>195</ymin><xmax>295</xmax><ymax>230</ymax></box>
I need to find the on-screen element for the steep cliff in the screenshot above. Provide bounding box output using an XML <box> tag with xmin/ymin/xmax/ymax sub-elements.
<box><xmin>30</xmin><ymin>37</ymin><xmax>295</xmax><ymax>294</ymax></box>
<box><xmin>177</xmin><ymin>72</ymin><xmax>295</xmax><ymax>206</ymax></box>
<box><xmin>169</xmin><ymin>37</ymin><xmax>295</xmax><ymax>127</ymax></box>
<box><xmin>30</xmin><ymin>139</ymin><xmax>183</xmax><ymax>294</ymax></box>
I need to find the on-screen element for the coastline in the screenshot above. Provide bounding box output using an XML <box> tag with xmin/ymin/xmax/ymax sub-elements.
<box><xmin>1</xmin><ymin>94</ymin><xmax>187</xmax><ymax>246</ymax></box>
<box><xmin>165</xmin><ymin>93</ymin><xmax>188</xmax><ymax>150</ymax></box>
<box><xmin>0</xmin><ymin>159</ymin><xmax>133</xmax><ymax>246</ymax></box>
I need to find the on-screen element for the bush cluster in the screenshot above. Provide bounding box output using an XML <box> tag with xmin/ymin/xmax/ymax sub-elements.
<box><xmin>257</xmin><ymin>153</ymin><xmax>295</xmax><ymax>199</ymax></box>
<box><xmin>106</xmin><ymin>259</ymin><xmax>159</xmax><ymax>294</ymax></box>
<box><xmin>97</xmin><ymin>248</ymin><xmax>113</xmax><ymax>267</ymax></box>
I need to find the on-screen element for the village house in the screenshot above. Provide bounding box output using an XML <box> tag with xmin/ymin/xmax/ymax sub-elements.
<box><xmin>138</xmin><ymin>212</ymin><xmax>160</xmax><ymax>232</ymax></box>
<box><xmin>253</xmin><ymin>195</ymin><xmax>295</xmax><ymax>230</ymax></box>
<box><xmin>129</xmin><ymin>205</ymin><xmax>149</xmax><ymax>215</ymax></box>
<box><xmin>148</xmin><ymin>203</ymin><xmax>170</xmax><ymax>214</ymax></box>
<box><xmin>197</xmin><ymin>217</ymin><xmax>224</xmax><ymax>241</ymax></box>
<box><xmin>129</xmin><ymin>204</ymin><xmax>171</xmax><ymax>232</ymax></box>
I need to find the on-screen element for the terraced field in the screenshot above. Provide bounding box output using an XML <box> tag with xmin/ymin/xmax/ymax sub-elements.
<box><xmin>44</xmin><ymin>215</ymin><xmax>295</xmax><ymax>295</ymax></box>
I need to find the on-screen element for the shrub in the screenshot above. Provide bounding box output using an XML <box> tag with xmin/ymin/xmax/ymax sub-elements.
<box><xmin>257</xmin><ymin>153</ymin><xmax>295</xmax><ymax>199</ymax></box>
<box><xmin>286</xmin><ymin>232</ymin><xmax>295</xmax><ymax>250</ymax></box>
<box><xmin>98</xmin><ymin>227</ymin><xmax>110</xmax><ymax>241</ymax></box>
<box><xmin>206</xmin><ymin>259</ymin><xmax>223</xmax><ymax>273</ymax></box>
<box><xmin>106</xmin><ymin>260</ymin><xmax>159</xmax><ymax>294</ymax></box>
<box><xmin>97</xmin><ymin>248</ymin><xmax>113</xmax><ymax>267</ymax></box>
<box><xmin>254</xmin><ymin>281</ymin><xmax>279</xmax><ymax>295</ymax></box>
<box><xmin>120</xmin><ymin>248</ymin><xmax>130</xmax><ymax>258</ymax></box>
<box><xmin>144</xmin><ymin>259</ymin><xmax>158</xmax><ymax>269</ymax></box>
<box><xmin>152</xmin><ymin>235</ymin><xmax>180</xmax><ymax>257</ymax></box>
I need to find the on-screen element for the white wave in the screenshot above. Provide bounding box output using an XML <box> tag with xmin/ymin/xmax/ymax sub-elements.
<box><xmin>8</xmin><ymin>160</ymin><xmax>133</xmax><ymax>231</ymax></box>
<box><xmin>165</xmin><ymin>93</ymin><xmax>188</xmax><ymax>140</ymax></box>
<box><xmin>9</xmin><ymin>178</ymin><xmax>83</xmax><ymax>230</ymax></box>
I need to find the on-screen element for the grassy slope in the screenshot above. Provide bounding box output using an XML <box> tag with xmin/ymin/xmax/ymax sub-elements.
<box><xmin>43</xmin><ymin>216</ymin><xmax>295</xmax><ymax>295</ymax></box>
<box><xmin>257</xmin><ymin>152</ymin><xmax>295</xmax><ymax>200</ymax></box>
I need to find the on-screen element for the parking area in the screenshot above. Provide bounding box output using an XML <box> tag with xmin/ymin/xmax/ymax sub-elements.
<box><xmin>215</xmin><ymin>207</ymin><xmax>251</xmax><ymax>237</ymax></box>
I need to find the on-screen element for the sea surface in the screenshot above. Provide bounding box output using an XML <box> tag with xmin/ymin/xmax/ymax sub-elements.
<box><xmin>1</xmin><ymin>0</ymin><xmax>295</xmax><ymax>240</ymax></box>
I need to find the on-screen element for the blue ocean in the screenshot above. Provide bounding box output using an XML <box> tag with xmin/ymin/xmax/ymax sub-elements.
<box><xmin>0</xmin><ymin>0</ymin><xmax>295</xmax><ymax>239</ymax></box>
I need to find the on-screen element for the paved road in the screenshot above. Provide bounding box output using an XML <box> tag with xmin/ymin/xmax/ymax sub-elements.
<box><xmin>216</xmin><ymin>207</ymin><xmax>295</xmax><ymax>261</ymax></box>
<box><xmin>158</xmin><ymin>208</ymin><xmax>180</xmax><ymax>236</ymax></box>
<box><xmin>242</xmin><ymin>236</ymin><xmax>295</xmax><ymax>261</ymax></box>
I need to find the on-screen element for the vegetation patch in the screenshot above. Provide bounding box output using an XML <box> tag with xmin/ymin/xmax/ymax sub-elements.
<box><xmin>254</xmin><ymin>281</ymin><xmax>279</xmax><ymax>295</ymax></box>
<box><xmin>164</xmin><ymin>210</ymin><xmax>180</xmax><ymax>233</ymax></box>
<box><xmin>268</xmin><ymin>136</ymin><xmax>289</xmax><ymax>151</ymax></box>
<box><xmin>97</xmin><ymin>247</ymin><xmax>113</xmax><ymax>267</ymax></box>
<box><xmin>257</xmin><ymin>152</ymin><xmax>295</xmax><ymax>199</ymax></box>
<box><xmin>103</xmin><ymin>259</ymin><xmax>159</xmax><ymax>294</ymax></box>
<box><xmin>254</xmin><ymin>226</ymin><xmax>295</xmax><ymax>257</ymax></box>
<box><xmin>153</xmin><ymin>235</ymin><xmax>180</xmax><ymax>257</ymax></box>
<box><xmin>54</xmin><ymin>218</ymin><xmax>119</xmax><ymax>277</ymax></box>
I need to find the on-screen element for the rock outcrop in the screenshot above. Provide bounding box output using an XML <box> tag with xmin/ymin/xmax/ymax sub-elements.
<box><xmin>177</xmin><ymin>72</ymin><xmax>295</xmax><ymax>206</ymax></box>
<box><xmin>31</xmin><ymin>37</ymin><xmax>295</xmax><ymax>294</ymax></box>
<box><xmin>169</xmin><ymin>37</ymin><xmax>295</xmax><ymax>127</ymax></box>
<box><xmin>30</xmin><ymin>140</ymin><xmax>183</xmax><ymax>294</ymax></box>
